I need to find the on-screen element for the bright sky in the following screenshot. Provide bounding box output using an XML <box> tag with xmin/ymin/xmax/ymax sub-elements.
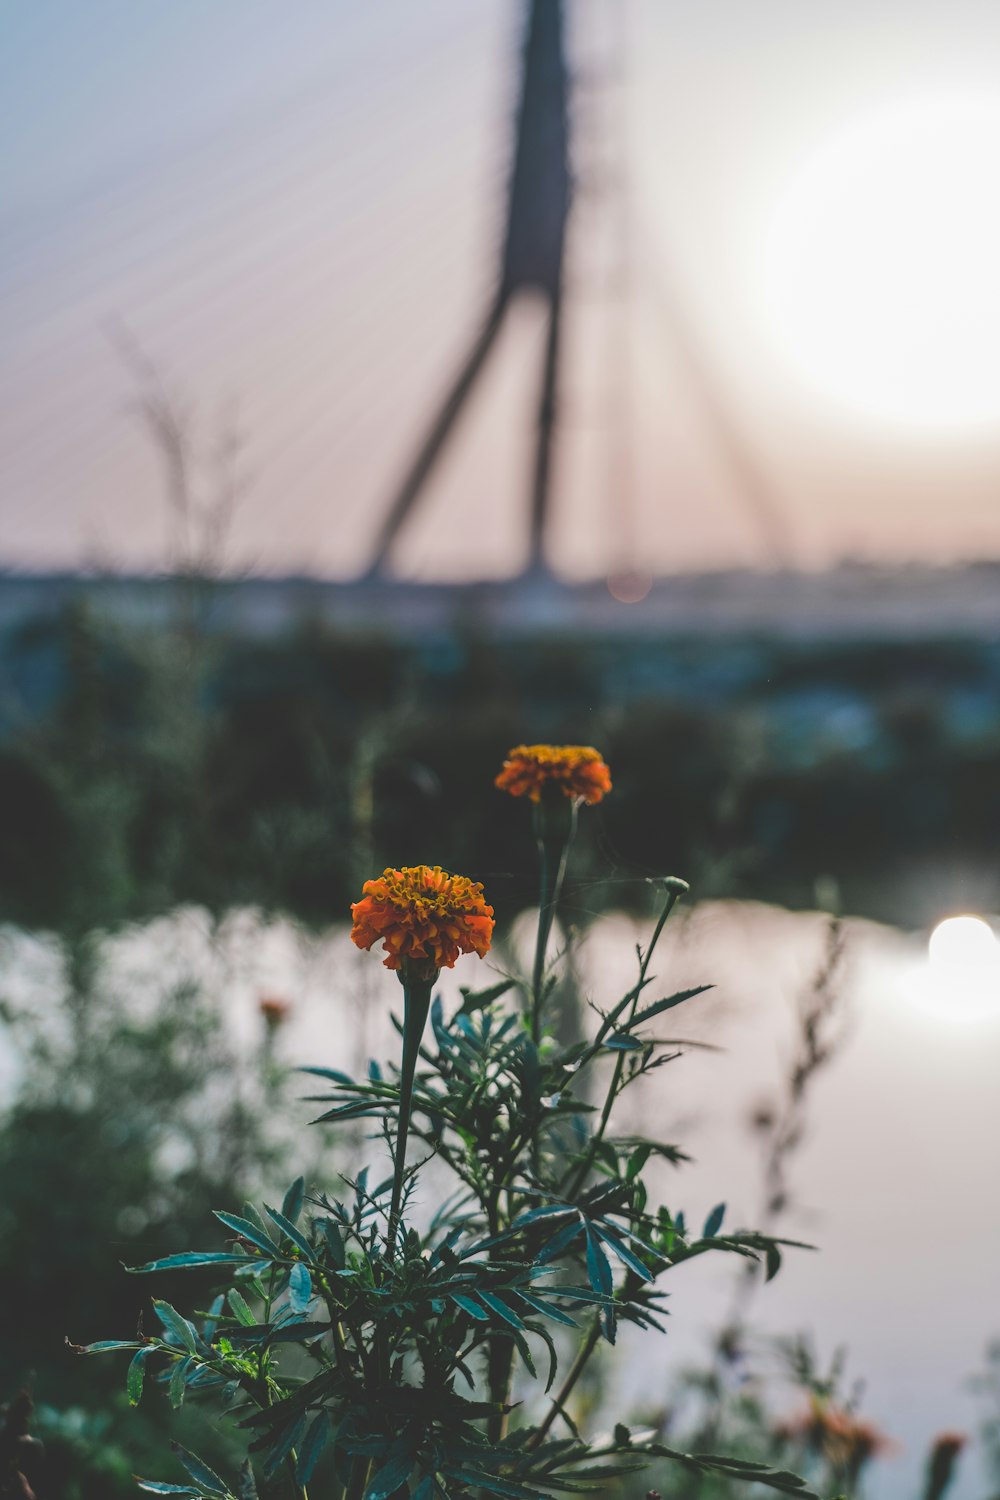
<box><xmin>6</xmin><ymin>0</ymin><xmax>1000</xmax><ymax>580</ymax></box>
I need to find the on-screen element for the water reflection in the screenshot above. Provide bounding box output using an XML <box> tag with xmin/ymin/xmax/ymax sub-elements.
<box><xmin>0</xmin><ymin>900</ymin><xmax>996</xmax><ymax>1500</ymax></box>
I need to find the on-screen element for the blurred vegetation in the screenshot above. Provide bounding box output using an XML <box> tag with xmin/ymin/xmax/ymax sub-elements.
<box><xmin>2</xmin><ymin>597</ymin><xmax>1000</xmax><ymax>936</ymax></box>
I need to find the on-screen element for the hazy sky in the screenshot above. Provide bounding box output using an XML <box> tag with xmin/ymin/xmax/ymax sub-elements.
<box><xmin>7</xmin><ymin>0</ymin><xmax>1000</xmax><ymax>580</ymax></box>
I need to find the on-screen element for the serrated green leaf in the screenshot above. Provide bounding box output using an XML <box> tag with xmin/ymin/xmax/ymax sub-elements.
<box><xmin>442</xmin><ymin>1468</ymin><xmax>541</xmax><ymax>1500</ymax></box>
<box><xmin>520</xmin><ymin>1294</ymin><xmax>579</xmax><ymax>1328</ymax></box>
<box><xmin>524</xmin><ymin>1319</ymin><xmax>559</xmax><ymax>1393</ymax></box>
<box><xmin>450</xmin><ymin>1293</ymin><xmax>490</xmax><ymax>1321</ymax></box>
<box><xmin>202</xmin><ymin>1293</ymin><xmax>225</xmax><ymax>1343</ymax></box>
<box><xmin>289</xmin><ymin>1262</ymin><xmax>312</xmax><ymax>1313</ymax></box>
<box><xmin>593</xmin><ymin>1226</ymin><xmax>653</xmax><ymax>1283</ymax></box>
<box><xmin>584</xmin><ymin>1231</ymin><xmax>614</xmax><ymax>1298</ymax></box>
<box><xmin>536</xmin><ymin>1220</ymin><xmax>583</xmax><ymax>1263</ymax></box>
<box><xmin>477</xmin><ymin>1292</ymin><xmax>525</xmax><ymax>1330</ymax></box>
<box><xmin>171</xmin><ymin>1355</ymin><xmax>194</xmax><ymax>1410</ymax></box>
<box><xmin>296</xmin><ymin>1413</ymin><xmax>332</xmax><ymax>1486</ymax></box>
<box><xmin>631</xmin><ymin>985</ymin><xmax>713</xmax><ymax>1027</ymax></box>
<box><xmin>227</xmin><ymin>1289</ymin><xmax>256</xmax><ymax>1327</ymax></box>
<box><xmin>510</xmin><ymin>1204</ymin><xmax>575</xmax><ymax>1230</ymax></box>
<box><xmin>703</xmin><ymin>1203</ymin><xmax>726</xmax><ymax>1238</ymax></box>
<box><xmin>127</xmin><ymin>1347</ymin><xmax>153</xmax><ymax>1406</ymax></box>
<box><xmin>459</xmin><ymin>978</ymin><xmax>515</xmax><ymax>1014</ymax></box>
<box><xmin>153</xmin><ymin>1300</ymin><xmax>198</xmax><ymax>1354</ymax></box>
<box><xmin>215</xmin><ymin>1212</ymin><xmax>279</xmax><ymax>1257</ymax></box>
<box><xmin>320</xmin><ymin>1219</ymin><xmax>346</xmax><ymax>1268</ymax></box>
<box><xmin>79</xmin><ymin>1340</ymin><xmax>144</xmax><ymax>1354</ymax></box>
<box><xmin>261</xmin><ymin>1414</ymin><xmax>308</xmax><ymax>1480</ymax></box>
<box><xmin>281</xmin><ymin>1177</ymin><xmax>305</xmax><ymax>1224</ymax></box>
<box><xmin>135</xmin><ymin>1483</ymin><xmax>198</xmax><ymax>1496</ymax></box>
<box><xmin>365</xmin><ymin>1445</ymin><xmax>414</xmax><ymax>1500</ymax></box>
<box><xmin>129</xmin><ymin>1253</ymin><xmax>262</xmax><ymax>1274</ymax></box>
<box><xmin>236</xmin><ymin>1461</ymin><xmax>258</xmax><ymax>1500</ymax></box>
<box><xmin>264</xmin><ymin>1205</ymin><xmax>315</xmax><ymax>1262</ymax></box>
<box><xmin>510</xmin><ymin>1327</ymin><xmax>536</xmax><ymax>1380</ymax></box>
<box><xmin>170</xmin><ymin>1443</ymin><xmax>227</xmax><ymax>1496</ymax></box>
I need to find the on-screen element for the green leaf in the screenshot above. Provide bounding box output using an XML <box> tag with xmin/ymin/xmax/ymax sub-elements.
<box><xmin>78</xmin><ymin>1340</ymin><xmax>144</xmax><ymax>1354</ymax></box>
<box><xmin>170</xmin><ymin>1443</ymin><xmax>227</xmax><ymax>1496</ymax></box>
<box><xmin>170</xmin><ymin>1355</ymin><xmax>192</xmax><ymax>1409</ymax></box>
<box><xmin>320</xmin><ymin>1219</ymin><xmax>346</xmax><ymax>1268</ymax></box>
<box><xmin>282</xmin><ymin>1177</ymin><xmax>305</xmax><ymax>1224</ymax></box>
<box><xmin>289</xmin><ymin>1262</ymin><xmax>312</xmax><ymax>1313</ymax></box>
<box><xmin>510</xmin><ymin>1328</ymin><xmax>536</xmax><ymax>1379</ymax></box>
<box><xmin>765</xmin><ymin>1242</ymin><xmax>782</xmax><ymax>1282</ymax></box>
<box><xmin>227</xmin><ymin>1289</ymin><xmax>256</xmax><ymax>1327</ymax></box>
<box><xmin>523</xmin><ymin>1319</ymin><xmax>559</xmax><ymax>1392</ymax></box>
<box><xmin>365</xmin><ymin>1446</ymin><xmax>414</xmax><ymax>1500</ymax></box>
<box><xmin>449</xmin><ymin>1293</ymin><xmax>490</xmax><ymax>1321</ymax></box>
<box><xmin>230</xmin><ymin>1321</ymin><xmax>330</xmax><ymax>1347</ymax></box>
<box><xmin>584</xmin><ymin>1231</ymin><xmax>614</xmax><ymax>1298</ymax></box>
<box><xmin>459</xmin><ymin>978</ymin><xmax>515</xmax><ymax>1014</ymax></box>
<box><xmin>264</xmin><ymin>1205</ymin><xmax>315</xmax><ymax>1262</ymax></box>
<box><xmin>127</xmin><ymin>1347</ymin><xmax>153</xmax><ymax>1406</ymax></box>
<box><xmin>261</xmin><ymin>1415</ymin><xmax>308</xmax><ymax>1479</ymax></box>
<box><xmin>631</xmin><ymin>985</ymin><xmax>713</xmax><ymax>1026</ymax></box>
<box><xmin>135</xmin><ymin>1484</ymin><xmax>199</xmax><ymax>1496</ymax></box>
<box><xmin>236</xmin><ymin>1461</ymin><xmax>258</xmax><ymax>1500</ymax></box>
<box><xmin>510</xmin><ymin>1204</ymin><xmax>575</xmax><ymax>1230</ymax></box>
<box><xmin>517</xmin><ymin>1293</ymin><xmax>579</xmax><ymax>1328</ymax></box>
<box><xmin>203</xmin><ymin>1294</ymin><xmax>225</xmax><ymax>1342</ymax></box>
<box><xmin>215</xmin><ymin>1212</ymin><xmax>279</xmax><ymax>1257</ymax></box>
<box><xmin>442</xmin><ymin>1468</ymin><xmax>541</xmax><ymax>1500</ymax></box>
<box><xmin>153</xmin><ymin>1300</ymin><xmax>198</xmax><ymax>1354</ymax></box>
<box><xmin>477</xmin><ymin>1292</ymin><xmax>524</xmax><ymax>1330</ymax></box>
<box><xmin>593</xmin><ymin>1226</ymin><xmax>652</xmax><ymax>1283</ymax></box>
<box><xmin>536</xmin><ymin>1220</ymin><xmax>583</xmax><ymax>1263</ymax></box>
<box><xmin>296</xmin><ymin>1413</ymin><xmax>332</xmax><ymax>1486</ymax></box>
<box><xmin>703</xmin><ymin>1203</ymin><xmax>726</xmax><ymax>1238</ymax></box>
<box><xmin>129</xmin><ymin>1252</ymin><xmax>262</xmax><ymax>1274</ymax></box>
<box><xmin>646</xmin><ymin>1446</ymin><xmax>820</xmax><ymax>1499</ymax></box>
<box><xmin>626</xmin><ymin>1145</ymin><xmax>651</xmax><ymax>1180</ymax></box>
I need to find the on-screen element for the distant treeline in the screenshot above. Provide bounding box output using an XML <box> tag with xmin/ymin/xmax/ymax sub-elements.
<box><xmin>2</xmin><ymin>597</ymin><xmax>999</xmax><ymax>933</ymax></box>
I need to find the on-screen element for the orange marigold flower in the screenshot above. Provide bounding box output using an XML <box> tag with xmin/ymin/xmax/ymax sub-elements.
<box><xmin>495</xmin><ymin>744</ymin><xmax>612</xmax><ymax>804</ymax></box>
<box><xmin>259</xmin><ymin>995</ymin><xmax>292</xmax><ymax>1027</ymax></box>
<box><xmin>350</xmin><ymin>864</ymin><xmax>494</xmax><ymax>975</ymax></box>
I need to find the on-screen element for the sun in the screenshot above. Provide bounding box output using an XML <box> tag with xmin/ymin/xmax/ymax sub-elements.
<box><xmin>757</xmin><ymin>93</ymin><xmax>1000</xmax><ymax>433</ymax></box>
<box><xmin>899</xmin><ymin>913</ymin><xmax>1000</xmax><ymax>1022</ymax></box>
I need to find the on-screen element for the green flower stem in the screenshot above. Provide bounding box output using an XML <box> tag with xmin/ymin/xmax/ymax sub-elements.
<box><xmin>344</xmin><ymin>1455</ymin><xmax>371</xmax><ymax>1500</ymax></box>
<box><xmin>287</xmin><ymin>1450</ymin><xmax>309</xmax><ymax>1500</ymax></box>
<box><xmin>526</xmin><ymin>1314</ymin><xmax>601</xmax><ymax>1451</ymax></box>
<box><xmin>530</xmin><ymin>792</ymin><xmax>578</xmax><ymax>1043</ymax></box>
<box><xmin>487</xmin><ymin>1335</ymin><xmax>515</xmax><ymax>1444</ymax></box>
<box><xmin>565</xmin><ymin>878</ymin><xmax>688</xmax><ymax>1199</ymax></box>
<box><xmin>386</xmin><ymin>973</ymin><xmax>434</xmax><ymax>1255</ymax></box>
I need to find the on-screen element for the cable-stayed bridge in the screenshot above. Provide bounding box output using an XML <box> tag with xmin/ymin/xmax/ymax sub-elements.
<box><xmin>2</xmin><ymin>1</ymin><xmax>793</xmax><ymax>588</ymax></box>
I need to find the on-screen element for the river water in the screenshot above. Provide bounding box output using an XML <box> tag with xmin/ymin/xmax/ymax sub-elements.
<box><xmin>2</xmin><ymin>899</ymin><xmax>997</xmax><ymax>1500</ymax></box>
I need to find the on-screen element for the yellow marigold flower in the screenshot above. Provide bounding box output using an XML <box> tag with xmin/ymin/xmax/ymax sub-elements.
<box><xmin>495</xmin><ymin>744</ymin><xmax>612</xmax><ymax>805</ymax></box>
<box><xmin>350</xmin><ymin>864</ymin><xmax>494</xmax><ymax>976</ymax></box>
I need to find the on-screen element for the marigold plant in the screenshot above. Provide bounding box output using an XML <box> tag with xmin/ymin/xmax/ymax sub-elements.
<box><xmin>83</xmin><ymin>746</ymin><xmax>814</xmax><ymax>1500</ymax></box>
